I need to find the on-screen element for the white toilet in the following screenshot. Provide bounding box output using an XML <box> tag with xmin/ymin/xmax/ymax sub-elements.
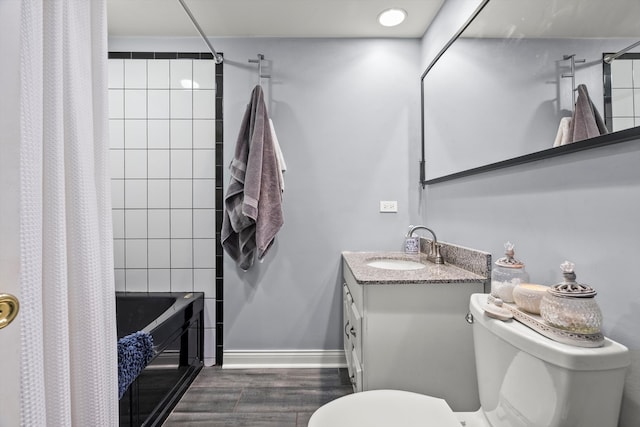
<box><xmin>309</xmin><ymin>293</ymin><xmax>630</xmax><ymax>427</ymax></box>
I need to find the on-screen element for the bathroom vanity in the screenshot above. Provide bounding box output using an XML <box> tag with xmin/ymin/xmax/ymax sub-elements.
<box><xmin>342</xmin><ymin>245</ymin><xmax>489</xmax><ymax>412</ymax></box>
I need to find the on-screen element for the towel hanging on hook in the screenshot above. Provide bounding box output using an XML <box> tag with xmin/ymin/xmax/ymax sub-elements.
<box><xmin>221</xmin><ymin>85</ymin><xmax>283</xmax><ymax>270</ymax></box>
<box><xmin>569</xmin><ymin>84</ymin><xmax>607</xmax><ymax>142</ymax></box>
<box><xmin>554</xmin><ymin>84</ymin><xmax>608</xmax><ymax>147</ymax></box>
<box><xmin>247</xmin><ymin>55</ymin><xmax>284</xmax><ymax>191</ymax></box>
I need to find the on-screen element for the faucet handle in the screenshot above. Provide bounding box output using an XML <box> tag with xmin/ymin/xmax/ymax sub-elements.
<box><xmin>434</xmin><ymin>242</ymin><xmax>443</xmax><ymax>257</ymax></box>
<box><xmin>429</xmin><ymin>243</ymin><xmax>445</xmax><ymax>264</ymax></box>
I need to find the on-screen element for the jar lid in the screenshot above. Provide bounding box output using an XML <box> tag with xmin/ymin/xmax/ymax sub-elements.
<box><xmin>495</xmin><ymin>241</ymin><xmax>525</xmax><ymax>269</ymax></box>
<box><xmin>549</xmin><ymin>261</ymin><xmax>597</xmax><ymax>298</ymax></box>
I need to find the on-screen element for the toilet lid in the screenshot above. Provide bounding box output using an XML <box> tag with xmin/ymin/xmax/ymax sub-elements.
<box><xmin>308</xmin><ymin>389</ymin><xmax>461</xmax><ymax>427</ymax></box>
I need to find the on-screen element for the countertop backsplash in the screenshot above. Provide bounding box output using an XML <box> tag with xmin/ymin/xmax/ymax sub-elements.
<box><xmin>420</xmin><ymin>237</ymin><xmax>491</xmax><ymax>280</ymax></box>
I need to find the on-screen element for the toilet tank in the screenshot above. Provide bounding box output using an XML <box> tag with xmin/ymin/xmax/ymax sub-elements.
<box><xmin>469</xmin><ymin>293</ymin><xmax>629</xmax><ymax>427</ymax></box>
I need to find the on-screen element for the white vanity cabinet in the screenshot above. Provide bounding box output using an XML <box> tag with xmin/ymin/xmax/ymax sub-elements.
<box><xmin>342</xmin><ymin>256</ymin><xmax>485</xmax><ymax>412</ymax></box>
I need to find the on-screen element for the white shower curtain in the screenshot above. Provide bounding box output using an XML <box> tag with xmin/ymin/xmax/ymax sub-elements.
<box><xmin>19</xmin><ymin>0</ymin><xmax>118</xmax><ymax>425</ymax></box>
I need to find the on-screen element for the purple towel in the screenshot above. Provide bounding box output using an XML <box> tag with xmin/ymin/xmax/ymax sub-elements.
<box><xmin>570</xmin><ymin>84</ymin><xmax>608</xmax><ymax>143</ymax></box>
<box><xmin>222</xmin><ymin>85</ymin><xmax>283</xmax><ymax>270</ymax></box>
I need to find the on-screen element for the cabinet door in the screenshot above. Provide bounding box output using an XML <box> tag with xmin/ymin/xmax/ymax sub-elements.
<box><xmin>351</xmin><ymin>347</ymin><xmax>363</xmax><ymax>392</ymax></box>
<box><xmin>349</xmin><ymin>299</ymin><xmax>362</xmax><ymax>364</ymax></box>
<box><xmin>343</xmin><ymin>284</ymin><xmax>354</xmax><ymax>379</ymax></box>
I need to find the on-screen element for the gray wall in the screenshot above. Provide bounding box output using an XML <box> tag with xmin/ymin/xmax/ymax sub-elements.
<box><xmin>109</xmin><ymin>36</ymin><xmax>421</xmax><ymax>352</ymax></box>
<box><xmin>220</xmin><ymin>38</ymin><xmax>420</xmax><ymax>351</ymax></box>
<box><xmin>419</xmin><ymin>3</ymin><xmax>640</xmax><ymax>424</ymax></box>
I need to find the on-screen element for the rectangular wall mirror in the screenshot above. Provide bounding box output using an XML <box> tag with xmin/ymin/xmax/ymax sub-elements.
<box><xmin>421</xmin><ymin>0</ymin><xmax>640</xmax><ymax>184</ymax></box>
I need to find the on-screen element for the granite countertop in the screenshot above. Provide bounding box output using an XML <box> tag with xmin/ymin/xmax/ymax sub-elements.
<box><xmin>342</xmin><ymin>251</ymin><xmax>487</xmax><ymax>285</ymax></box>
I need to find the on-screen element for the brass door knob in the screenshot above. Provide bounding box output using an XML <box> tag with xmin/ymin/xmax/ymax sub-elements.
<box><xmin>0</xmin><ymin>294</ymin><xmax>19</xmax><ymax>329</ymax></box>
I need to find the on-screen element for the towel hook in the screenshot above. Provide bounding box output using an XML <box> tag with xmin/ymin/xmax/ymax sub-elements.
<box><xmin>248</xmin><ymin>54</ymin><xmax>271</xmax><ymax>80</ymax></box>
<box><xmin>561</xmin><ymin>54</ymin><xmax>585</xmax><ymax>106</ymax></box>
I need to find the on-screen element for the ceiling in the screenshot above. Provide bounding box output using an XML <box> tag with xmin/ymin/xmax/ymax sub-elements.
<box><xmin>107</xmin><ymin>0</ymin><xmax>640</xmax><ymax>41</ymax></box>
<box><xmin>107</xmin><ymin>0</ymin><xmax>444</xmax><ymax>39</ymax></box>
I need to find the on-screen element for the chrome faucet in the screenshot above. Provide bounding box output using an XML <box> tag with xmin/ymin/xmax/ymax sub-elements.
<box><xmin>406</xmin><ymin>225</ymin><xmax>444</xmax><ymax>264</ymax></box>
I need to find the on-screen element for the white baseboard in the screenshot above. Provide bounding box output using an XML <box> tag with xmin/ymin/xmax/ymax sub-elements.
<box><xmin>222</xmin><ymin>350</ymin><xmax>346</xmax><ymax>369</ymax></box>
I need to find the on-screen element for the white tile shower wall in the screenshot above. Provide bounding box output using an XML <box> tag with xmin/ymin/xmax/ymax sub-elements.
<box><xmin>109</xmin><ymin>57</ymin><xmax>217</xmax><ymax>364</ymax></box>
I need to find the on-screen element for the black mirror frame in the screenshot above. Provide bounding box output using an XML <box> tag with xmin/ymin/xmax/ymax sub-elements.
<box><xmin>419</xmin><ymin>0</ymin><xmax>640</xmax><ymax>187</ymax></box>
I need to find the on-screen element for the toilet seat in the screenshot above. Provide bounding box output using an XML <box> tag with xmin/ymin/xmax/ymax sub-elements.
<box><xmin>308</xmin><ymin>389</ymin><xmax>461</xmax><ymax>427</ymax></box>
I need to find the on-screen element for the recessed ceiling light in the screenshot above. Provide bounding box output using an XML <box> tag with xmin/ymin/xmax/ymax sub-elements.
<box><xmin>378</xmin><ymin>8</ymin><xmax>407</xmax><ymax>27</ymax></box>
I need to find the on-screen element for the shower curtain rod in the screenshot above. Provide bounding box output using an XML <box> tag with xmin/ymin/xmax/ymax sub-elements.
<box><xmin>604</xmin><ymin>40</ymin><xmax>640</xmax><ymax>64</ymax></box>
<box><xmin>177</xmin><ymin>0</ymin><xmax>223</xmax><ymax>64</ymax></box>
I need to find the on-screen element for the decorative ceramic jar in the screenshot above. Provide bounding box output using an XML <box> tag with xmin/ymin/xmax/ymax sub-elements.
<box><xmin>491</xmin><ymin>242</ymin><xmax>530</xmax><ymax>303</ymax></box>
<box><xmin>540</xmin><ymin>261</ymin><xmax>602</xmax><ymax>334</ymax></box>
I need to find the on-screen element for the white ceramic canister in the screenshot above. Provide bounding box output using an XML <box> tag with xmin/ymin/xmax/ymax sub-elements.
<box><xmin>491</xmin><ymin>242</ymin><xmax>530</xmax><ymax>303</ymax></box>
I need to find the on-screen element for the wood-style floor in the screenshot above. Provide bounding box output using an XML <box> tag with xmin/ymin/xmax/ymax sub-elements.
<box><xmin>163</xmin><ymin>367</ymin><xmax>353</xmax><ymax>426</ymax></box>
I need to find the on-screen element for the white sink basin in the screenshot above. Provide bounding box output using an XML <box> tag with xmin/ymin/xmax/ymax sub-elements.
<box><xmin>366</xmin><ymin>259</ymin><xmax>426</xmax><ymax>271</ymax></box>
